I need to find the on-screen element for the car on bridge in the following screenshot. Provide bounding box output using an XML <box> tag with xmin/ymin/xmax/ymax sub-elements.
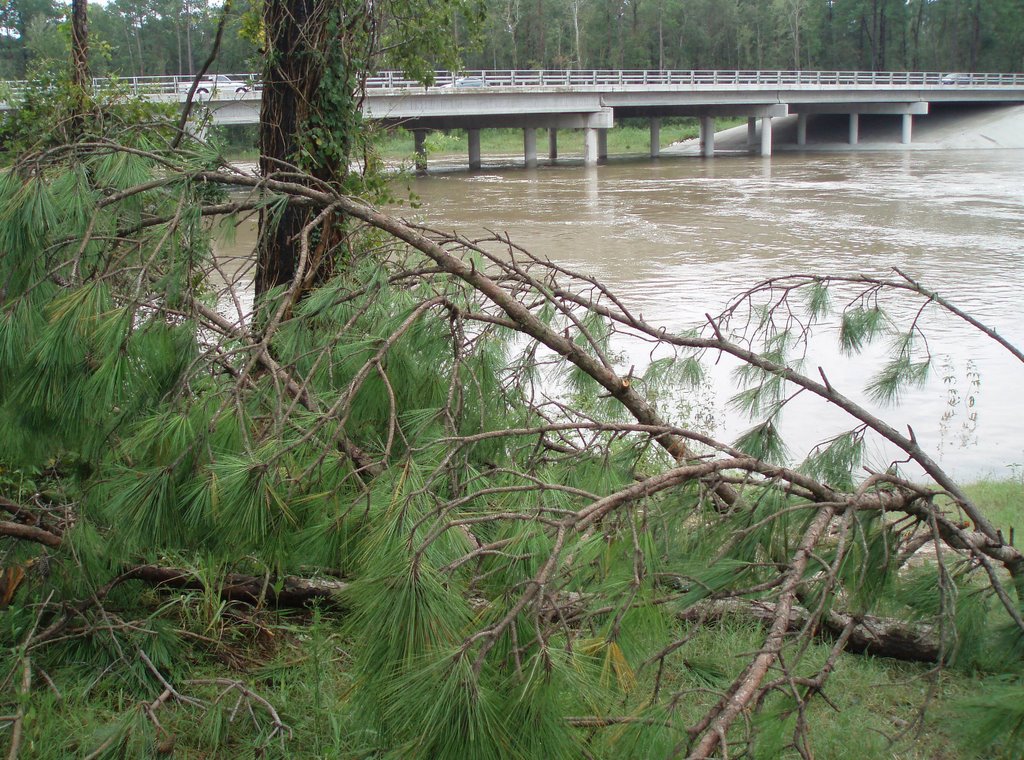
<box><xmin>439</xmin><ymin>76</ymin><xmax>486</xmax><ymax>88</ymax></box>
<box><xmin>177</xmin><ymin>75</ymin><xmax>250</xmax><ymax>96</ymax></box>
<box><xmin>941</xmin><ymin>73</ymin><xmax>972</xmax><ymax>85</ymax></box>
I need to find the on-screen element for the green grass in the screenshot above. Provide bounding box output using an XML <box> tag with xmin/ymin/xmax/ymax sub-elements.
<box><xmin>962</xmin><ymin>478</ymin><xmax>1024</xmax><ymax>541</ymax></box>
<box><xmin>658</xmin><ymin>620</ymin><xmax>968</xmax><ymax>760</ymax></box>
<box><xmin>374</xmin><ymin>119</ymin><xmax>747</xmax><ymax>161</ymax></box>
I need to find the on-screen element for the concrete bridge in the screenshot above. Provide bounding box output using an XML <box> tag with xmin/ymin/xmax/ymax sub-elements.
<box><xmin>10</xmin><ymin>69</ymin><xmax>1024</xmax><ymax>169</ymax></box>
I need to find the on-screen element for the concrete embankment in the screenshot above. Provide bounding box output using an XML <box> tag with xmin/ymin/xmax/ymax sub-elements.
<box><xmin>668</xmin><ymin>103</ymin><xmax>1024</xmax><ymax>154</ymax></box>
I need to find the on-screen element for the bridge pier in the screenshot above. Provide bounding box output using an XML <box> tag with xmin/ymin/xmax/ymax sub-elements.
<box><xmin>700</xmin><ymin>116</ymin><xmax>715</xmax><ymax>157</ymax></box>
<box><xmin>747</xmin><ymin>117</ymin><xmax>757</xmax><ymax>150</ymax></box>
<box><xmin>597</xmin><ymin>129</ymin><xmax>608</xmax><ymax>162</ymax></box>
<box><xmin>901</xmin><ymin>113</ymin><xmax>913</xmax><ymax>144</ymax></box>
<box><xmin>524</xmin><ymin>128</ymin><xmax>538</xmax><ymax>168</ymax></box>
<box><xmin>650</xmin><ymin>118</ymin><xmax>661</xmax><ymax>157</ymax></box>
<box><xmin>583</xmin><ymin>127</ymin><xmax>599</xmax><ymax>166</ymax></box>
<box><xmin>414</xmin><ymin>129</ymin><xmax>428</xmax><ymax>174</ymax></box>
<box><xmin>549</xmin><ymin>129</ymin><xmax>558</xmax><ymax>162</ymax></box>
<box><xmin>790</xmin><ymin>102</ymin><xmax>926</xmax><ymax>149</ymax></box>
<box><xmin>468</xmin><ymin>129</ymin><xmax>481</xmax><ymax>170</ymax></box>
<box><xmin>760</xmin><ymin>116</ymin><xmax>773</xmax><ymax>156</ymax></box>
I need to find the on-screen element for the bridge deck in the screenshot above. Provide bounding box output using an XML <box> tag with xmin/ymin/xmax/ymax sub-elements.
<box><xmin>5</xmin><ymin>70</ymin><xmax>1022</xmax><ymax>166</ymax></box>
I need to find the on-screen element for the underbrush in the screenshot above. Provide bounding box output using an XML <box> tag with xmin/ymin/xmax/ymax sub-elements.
<box><xmin>3</xmin><ymin>598</ymin><xmax>995</xmax><ymax>759</ymax></box>
<box><xmin>5</xmin><ymin>479</ymin><xmax>1020</xmax><ymax>758</ymax></box>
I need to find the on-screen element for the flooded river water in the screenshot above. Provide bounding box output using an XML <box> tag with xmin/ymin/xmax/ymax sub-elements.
<box><xmin>401</xmin><ymin>150</ymin><xmax>1024</xmax><ymax>479</ymax></box>
<box><xmin>217</xmin><ymin>149</ymin><xmax>1024</xmax><ymax>479</ymax></box>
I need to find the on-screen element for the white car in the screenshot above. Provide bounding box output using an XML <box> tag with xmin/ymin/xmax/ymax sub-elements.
<box><xmin>941</xmin><ymin>73</ymin><xmax>971</xmax><ymax>85</ymax></box>
<box><xmin>177</xmin><ymin>75</ymin><xmax>250</xmax><ymax>95</ymax></box>
<box><xmin>439</xmin><ymin>76</ymin><xmax>486</xmax><ymax>88</ymax></box>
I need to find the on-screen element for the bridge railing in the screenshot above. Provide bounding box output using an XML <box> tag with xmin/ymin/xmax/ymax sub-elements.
<box><xmin>3</xmin><ymin>70</ymin><xmax>1024</xmax><ymax>101</ymax></box>
<box><xmin>0</xmin><ymin>73</ymin><xmax>261</xmax><ymax>100</ymax></box>
<box><xmin>364</xmin><ymin>69</ymin><xmax>1024</xmax><ymax>89</ymax></box>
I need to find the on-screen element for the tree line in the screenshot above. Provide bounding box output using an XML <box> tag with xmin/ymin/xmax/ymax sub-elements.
<box><xmin>468</xmin><ymin>0</ymin><xmax>1024</xmax><ymax>73</ymax></box>
<box><xmin>1</xmin><ymin>0</ymin><xmax>1022</xmax><ymax>80</ymax></box>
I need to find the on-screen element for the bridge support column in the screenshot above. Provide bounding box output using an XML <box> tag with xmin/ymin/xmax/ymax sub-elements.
<box><xmin>583</xmin><ymin>128</ymin><xmax>598</xmax><ymax>166</ymax></box>
<box><xmin>797</xmin><ymin>114</ymin><xmax>808</xmax><ymax>146</ymax></box>
<box><xmin>468</xmin><ymin>129</ymin><xmax>481</xmax><ymax>170</ymax></box>
<box><xmin>524</xmin><ymin>128</ymin><xmax>537</xmax><ymax>168</ymax></box>
<box><xmin>747</xmin><ymin>117</ymin><xmax>757</xmax><ymax>150</ymax></box>
<box><xmin>597</xmin><ymin>129</ymin><xmax>608</xmax><ymax>161</ymax></box>
<box><xmin>848</xmin><ymin>113</ymin><xmax>859</xmax><ymax>145</ymax></box>
<box><xmin>700</xmin><ymin>116</ymin><xmax>715</xmax><ymax>157</ymax></box>
<box><xmin>760</xmin><ymin>116</ymin><xmax>773</xmax><ymax>156</ymax></box>
<box><xmin>650</xmin><ymin>118</ymin><xmax>661</xmax><ymax>158</ymax></box>
<box><xmin>548</xmin><ymin>129</ymin><xmax>558</xmax><ymax>162</ymax></box>
<box><xmin>901</xmin><ymin>113</ymin><xmax>913</xmax><ymax>144</ymax></box>
<box><xmin>414</xmin><ymin>130</ymin><xmax>428</xmax><ymax>174</ymax></box>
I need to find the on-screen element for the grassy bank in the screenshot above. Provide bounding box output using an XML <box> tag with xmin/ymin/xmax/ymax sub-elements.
<box><xmin>961</xmin><ymin>477</ymin><xmax>1023</xmax><ymax>538</ymax></box>
<box><xmin>375</xmin><ymin>118</ymin><xmax>746</xmax><ymax>160</ymax></box>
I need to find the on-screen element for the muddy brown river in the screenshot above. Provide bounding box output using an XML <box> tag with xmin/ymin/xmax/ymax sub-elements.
<box><xmin>219</xmin><ymin>149</ymin><xmax>1024</xmax><ymax>479</ymax></box>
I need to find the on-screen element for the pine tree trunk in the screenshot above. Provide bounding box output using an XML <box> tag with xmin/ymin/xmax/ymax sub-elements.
<box><xmin>256</xmin><ymin>0</ymin><xmax>329</xmax><ymax>296</ymax></box>
<box><xmin>70</xmin><ymin>0</ymin><xmax>89</xmax><ymax>136</ymax></box>
<box><xmin>71</xmin><ymin>0</ymin><xmax>89</xmax><ymax>90</ymax></box>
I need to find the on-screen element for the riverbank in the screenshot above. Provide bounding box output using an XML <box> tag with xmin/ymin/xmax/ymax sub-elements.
<box><xmin>668</xmin><ymin>103</ymin><xmax>1024</xmax><ymax>154</ymax></box>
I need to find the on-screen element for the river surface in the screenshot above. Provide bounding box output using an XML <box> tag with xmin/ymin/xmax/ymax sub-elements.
<box><xmin>216</xmin><ymin>150</ymin><xmax>1024</xmax><ymax>479</ymax></box>
<box><xmin>397</xmin><ymin>150</ymin><xmax>1024</xmax><ymax>480</ymax></box>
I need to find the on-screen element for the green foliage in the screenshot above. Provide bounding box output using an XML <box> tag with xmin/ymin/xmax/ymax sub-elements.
<box><xmin>952</xmin><ymin>676</ymin><xmax>1024</xmax><ymax>759</ymax></box>
<box><xmin>2</xmin><ymin>13</ymin><xmax>1024</xmax><ymax>757</ymax></box>
<box><xmin>838</xmin><ymin>305</ymin><xmax>888</xmax><ymax>354</ymax></box>
<box><xmin>734</xmin><ymin>420</ymin><xmax>789</xmax><ymax>464</ymax></box>
<box><xmin>800</xmin><ymin>431</ymin><xmax>865</xmax><ymax>491</ymax></box>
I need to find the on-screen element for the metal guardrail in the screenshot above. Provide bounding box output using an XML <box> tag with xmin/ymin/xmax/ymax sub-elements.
<box><xmin>363</xmin><ymin>69</ymin><xmax>1024</xmax><ymax>89</ymax></box>
<box><xmin>0</xmin><ymin>74</ymin><xmax>262</xmax><ymax>99</ymax></box>
<box><xmin>2</xmin><ymin>70</ymin><xmax>1023</xmax><ymax>99</ymax></box>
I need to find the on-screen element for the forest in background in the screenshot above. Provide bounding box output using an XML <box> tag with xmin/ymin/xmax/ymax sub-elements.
<box><xmin>0</xmin><ymin>0</ymin><xmax>1023</xmax><ymax>80</ymax></box>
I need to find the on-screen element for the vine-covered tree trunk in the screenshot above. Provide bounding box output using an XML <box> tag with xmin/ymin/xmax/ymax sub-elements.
<box><xmin>256</xmin><ymin>0</ymin><xmax>329</xmax><ymax>296</ymax></box>
<box><xmin>71</xmin><ymin>0</ymin><xmax>89</xmax><ymax>91</ymax></box>
<box><xmin>70</xmin><ymin>0</ymin><xmax>89</xmax><ymax>136</ymax></box>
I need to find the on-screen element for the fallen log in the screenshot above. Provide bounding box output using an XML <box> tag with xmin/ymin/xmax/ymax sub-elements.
<box><xmin>4</xmin><ymin>499</ymin><xmax>938</xmax><ymax>662</ymax></box>
<box><xmin>680</xmin><ymin>598</ymin><xmax>941</xmax><ymax>663</ymax></box>
<box><xmin>0</xmin><ymin>520</ymin><xmax>61</xmax><ymax>547</ymax></box>
<box><xmin>122</xmin><ymin>565</ymin><xmax>348</xmax><ymax>609</ymax></box>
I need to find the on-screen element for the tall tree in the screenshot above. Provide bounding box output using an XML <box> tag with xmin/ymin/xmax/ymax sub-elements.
<box><xmin>69</xmin><ymin>0</ymin><xmax>87</xmax><ymax>90</ymax></box>
<box><xmin>255</xmin><ymin>0</ymin><xmax>480</xmax><ymax>295</ymax></box>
